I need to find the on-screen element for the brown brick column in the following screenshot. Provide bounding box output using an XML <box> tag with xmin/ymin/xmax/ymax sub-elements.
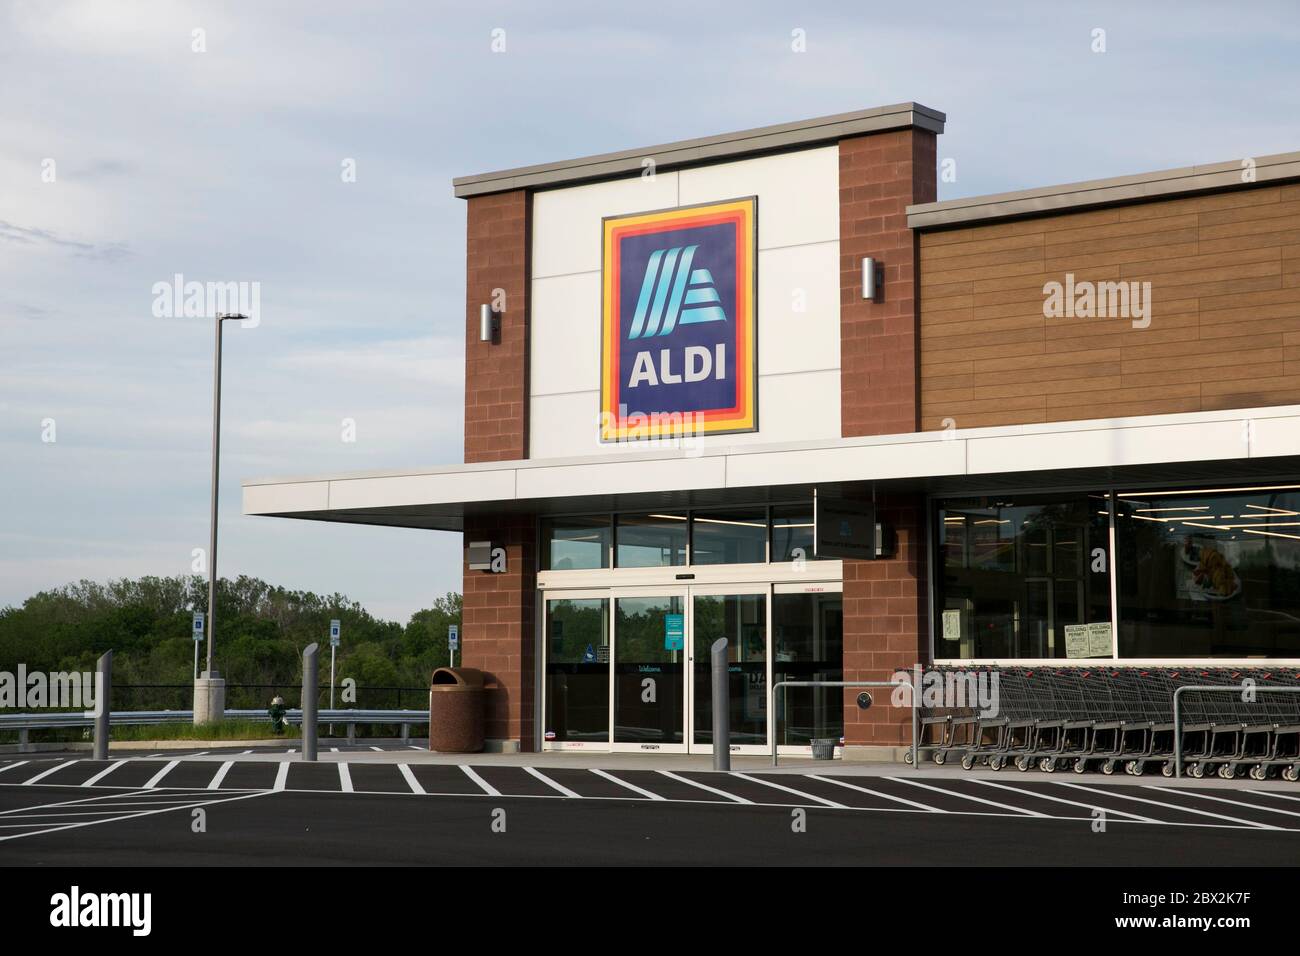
<box><xmin>841</xmin><ymin>494</ymin><xmax>927</xmax><ymax>748</ymax></box>
<box><xmin>839</xmin><ymin>128</ymin><xmax>936</xmax><ymax>438</ymax></box>
<box><xmin>461</xmin><ymin>515</ymin><xmax>536</xmax><ymax>750</ymax></box>
<box><xmin>464</xmin><ymin>189</ymin><xmax>530</xmax><ymax>464</ymax></box>
<box><xmin>460</xmin><ymin>189</ymin><xmax>534</xmax><ymax>750</ymax></box>
<box><xmin>838</xmin><ymin>128</ymin><xmax>936</xmax><ymax>750</ymax></box>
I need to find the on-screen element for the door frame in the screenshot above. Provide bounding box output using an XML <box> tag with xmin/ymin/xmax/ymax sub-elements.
<box><xmin>686</xmin><ymin>583</ymin><xmax>771</xmax><ymax>756</ymax></box>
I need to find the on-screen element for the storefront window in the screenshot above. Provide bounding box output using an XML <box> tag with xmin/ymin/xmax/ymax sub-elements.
<box><xmin>541</xmin><ymin>516</ymin><xmax>610</xmax><ymax>570</ymax></box>
<box><xmin>691</xmin><ymin>509</ymin><xmax>767</xmax><ymax>565</ymax></box>
<box><xmin>1116</xmin><ymin>486</ymin><xmax>1300</xmax><ymax>658</ymax></box>
<box><xmin>771</xmin><ymin>505</ymin><xmax>820</xmax><ymax>563</ymax></box>
<box><xmin>615</xmin><ymin>513</ymin><xmax>688</xmax><ymax>567</ymax></box>
<box><xmin>935</xmin><ymin>493</ymin><xmax>1112</xmax><ymax>659</ymax></box>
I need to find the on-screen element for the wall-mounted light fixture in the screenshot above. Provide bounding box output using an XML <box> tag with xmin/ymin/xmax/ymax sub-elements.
<box><xmin>479</xmin><ymin>303</ymin><xmax>497</xmax><ymax>343</ymax></box>
<box><xmin>861</xmin><ymin>257</ymin><xmax>880</xmax><ymax>302</ymax></box>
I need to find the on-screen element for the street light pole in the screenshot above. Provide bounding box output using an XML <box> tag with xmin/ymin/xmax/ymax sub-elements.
<box><xmin>196</xmin><ymin>312</ymin><xmax>244</xmax><ymax>724</ymax></box>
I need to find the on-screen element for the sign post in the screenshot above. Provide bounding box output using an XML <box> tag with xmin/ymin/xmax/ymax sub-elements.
<box><xmin>448</xmin><ymin>624</ymin><xmax>459</xmax><ymax>668</ymax></box>
<box><xmin>329</xmin><ymin>619</ymin><xmax>340</xmax><ymax>736</ymax></box>
<box><xmin>191</xmin><ymin>612</ymin><xmax>205</xmax><ymax>680</ymax></box>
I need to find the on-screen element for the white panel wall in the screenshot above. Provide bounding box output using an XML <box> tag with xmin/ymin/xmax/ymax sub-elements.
<box><xmin>528</xmin><ymin>146</ymin><xmax>840</xmax><ymax>460</ymax></box>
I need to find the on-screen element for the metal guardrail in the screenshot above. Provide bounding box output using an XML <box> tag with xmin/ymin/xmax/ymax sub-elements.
<box><xmin>1173</xmin><ymin>684</ymin><xmax>1300</xmax><ymax>778</ymax></box>
<box><xmin>0</xmin><ymin>709</ymin><xmax>429</xmax><ymax>748</ymax></box>
<box><xmin>770</xmin><ymin>680</ymin><xmax>913</xmax><ymax>768</ymax></box>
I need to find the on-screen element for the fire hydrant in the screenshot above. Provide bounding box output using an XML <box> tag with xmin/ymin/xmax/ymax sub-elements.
<box><xmin>268</xmin><ymin>696</ymin><xmax>287</xmax><ymax>735</ymax></box>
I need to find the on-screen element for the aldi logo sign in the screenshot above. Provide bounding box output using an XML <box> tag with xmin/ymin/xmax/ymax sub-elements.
<box><xmin>600</xmin><ymin>197</ymin><xmax>757</xmax><ymax>441</ymax></box>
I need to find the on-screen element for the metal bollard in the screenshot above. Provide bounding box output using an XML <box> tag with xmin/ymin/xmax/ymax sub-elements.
<box><xmin>711</xmin><ymin>638</ymin><xmax>729</xmax><ymax>772</ymax></box>
<box><xmin>93</xmin><ymin>650</ymin><xmax>112</xmax><ymax>761</ymax></box>
<box><xmin>302</xmin><ymin>643</ymin><xmax>318</xmax><ymax>762</ymax></box>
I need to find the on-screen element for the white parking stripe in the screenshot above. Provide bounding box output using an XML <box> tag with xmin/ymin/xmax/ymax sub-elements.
<box><xmin>0</xmin><ymin>790</ymin><xmax>270</xmax><ymax>844</ymax></box>
<box><xmin>524</xmin><ymin>767</ymin><xmax>580</xmax><ymax>797</ymax></box>
<box><xmin>207</xmin><ymin>762</ymin><xmax>234</xmax><ymax>790</ymax></box>
<box><xmin>330</xmin><ymin>748</ymin><xmax>339</xmax><ymax>753</ymax></box>
<box><xmin>730</xmin><ymin>772</ymin><xmax>846</xmax><ymax>809</ymax></box>
<box><xmin>408</xmin><ymin>746</ymin><xmax>422</xmax><ymax>751</ymax></box>
<box><xmin>658</xmin><ymin>770</ymin><xmax>752</xmax><ymax>804</ymax></box>
<box><xmin>976</xmin><ymin>780</ymin><xmax>1158</xmax><ymax>822</ymax></box>
<box><xmin>23</xmin><ymin>761</ymin><xmax>78</xmax><ymax>785</ymax></box>
<box><xmin>889</xmin><ymin>777</ymin><xmax>1049</xmax><ymax>817</ymax></box>
<box><xmin>1145</xmin><ymin>786</ymin><xmax>1300</xmax><ymax>820</ymax></box>
<box><xmin>590</xmin><ymin>768</ymin><xmax>665</xmax><ymax>800</ymax></box>
<box><xmin>273</xmin><ymin>762</ymin><xmax>290</xmax><ymax>791</ymax></box>
<box><xmin>82</xmin><ymin>761</ymin><xmax>127</xmax><ymax>787</ymax></box>
<box><xmin>369</xmin><ymin>746</ymin><xmax>383</xmax><ymax>752</ymax></box>
<box><xmin>398</xmin><ymin>764</ymin><xmax>425</xmax><ymax>795</ymax></box>
<box><xmin>459</xmin><ymin>765</ymin><xmax>499</xmax><ymax>796</ymax></box>
<box><xmin>1251</xmin><ymin>789</ymin><xmax>1300</xmax><ymax>805</ymax></box>
<box><xmin>809</xmin><ymin>775</ymin><xmax>948</xmax><ymax>812</ymax></box>
<box><xmin>143</xmin><ymin>761</ymin><xmax>179</xmax><ymax>789</ymax></box>
<box><xmin>1052</xmin><ymin>781</ymin><xmax>1282</xmax><ymax>830</ymax></box>
<box><xmin>0</xmin><ymin>761</ymin><xmax>30</xmax><ymax>776</ymax></box>
<box><xmin>338</xmin><ymin>763</ymin><xmax>353</xmax><ymax>793</ymax></box>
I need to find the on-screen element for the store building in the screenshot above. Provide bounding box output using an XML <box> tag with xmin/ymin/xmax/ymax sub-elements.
<box><xmin>244</xmin><ymin>103</ymin><xmax>1300</xmax><ymax>757</ymax></box>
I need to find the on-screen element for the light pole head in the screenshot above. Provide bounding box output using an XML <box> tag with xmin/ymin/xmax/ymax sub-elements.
<box><xmin>217</xmin><ymin>313</ymin><xmax>247</xmax><ymax>323</ymax></box>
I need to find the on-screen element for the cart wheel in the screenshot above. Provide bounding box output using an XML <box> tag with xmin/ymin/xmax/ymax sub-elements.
<box><xmin>1161</xmin><ymin>760</ymin><xmax>1174</xmax><ymax>778</ymax></box>
<box><xmin>1039</xmin><ymin>756</ymin><xmax>1057</xmax><ymax>773</ymax></box>
<box><xmin>1248</xmin><ymin>765</ymin><xmax>1264</xmax><ymax>781</ymax></box>
<box><xmin>933</xmin><ymin>750</ymin><xmax>947</xmax><ymax>766</ymax></box>
<box><xmin>1189</xmin><ymin>762</ymin><xmax>1205</xmax><ymax>779</ymax></box>
<box><xmin>1126</xmin><ymin>760</ymin><xmax>1141</xmax><ymax>776</ymax></box>
<box><xmin>989</xmin><ymin>755</ymin><xmax>1004</xmax><ymax>771</ymax></box>
<box><xmin>960</xmin><ymin>753</ymin><xmax>975</xmax><ymax>771</ymax></box>
<box><xmin>1016</xmin><ymin>755</ymin><xmax>1032</xmax><ymax>772</ymax></box>
<box><xmin>903</xmin><ymin>750</ymin><xmax>913</xmax><ymax>765</ymax></box>
<box><xmin>1073</xmin><ymin>758</ymin><xmax>1088</xmax><ymax>774</ymax></box>
<box><xmin>1218</xmin><ymin>763</ymin><xmax>1237</xmax><ymax>780</ymax></box>
<box><xmin>1284</xmin><ymin>765</ymin><xmax>1300</xmax><ymax>783</ymax></box>
<box><xmin>1101</xmin><ymin>760</ymin><xmax>1116</xmax><ymax>775</ymax></box>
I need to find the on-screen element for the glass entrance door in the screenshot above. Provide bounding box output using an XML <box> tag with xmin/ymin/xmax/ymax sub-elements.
<box><xmin>542</xmin><ymin>582</ymin><xmax>842</xmax><ymax>754</ymax></box>
<box><xmin>690</xmin><ymin>587</ymin><xmax>770</xmax><ymax>755</ymax></box>
<box><xmin>611</xmin><ymin>590</ymin><xmax>687</xmax><ymax>751</ymax></box>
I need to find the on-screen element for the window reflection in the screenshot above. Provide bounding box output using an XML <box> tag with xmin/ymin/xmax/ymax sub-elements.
<box><xmin>1117</xmin><ymin>486</ymin><xmax>1300</xmax><ymax>658</ymax></box>
<box><xmin>936</xmin><ymin>494</ymin><xmax>1112</xmax><ymax>659</ymax></box>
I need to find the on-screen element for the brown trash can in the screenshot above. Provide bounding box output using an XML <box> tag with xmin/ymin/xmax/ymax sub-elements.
<box><xmin>428</xmin><ymin>666</ymin><xmax>485</xmax><ymax>753</ymax></box>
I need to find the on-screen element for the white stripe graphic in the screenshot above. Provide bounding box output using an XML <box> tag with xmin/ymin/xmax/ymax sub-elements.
<box><xmin>338</xmin><ymin>763</ymin><xmax>353</xmax><ymax>793</ymax></box>
<box><xmin>657</xmin><ymin>770</ymin><xmax>751</xmax><ymax>804</ymax></box>
<box><xmin>459</xmin><ymin>765</ymin><xmax>498</xmax><ymax>796</ymax></box>
<box><xmin>398</xmin><ymin>764</ymin><xmax>425</xmax><ymax>794</ymax></box>
<box><xmin>207</xmin><ymin>762</ymin><xmax>234</xmax><ymax>790</ymax></box>
<box><xmin>524</xmin><ymin>767</ymin><xmax>579</xmax><ymax>798</ymax></box>
<box><xmin>143</xmin><ymin>761</ymin><xmax>179</xmax><ymax>789</ymax></box>
<box><xmin>589</xmin><ymin>768</ymin><xmax>665</xmax><ymax>800</ymax></box>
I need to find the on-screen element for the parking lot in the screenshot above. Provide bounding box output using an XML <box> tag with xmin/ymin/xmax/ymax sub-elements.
<box><xmin>3</xmin><ymin>750</ymin><xmax>1300</xmax><ymax>865</ymax></box>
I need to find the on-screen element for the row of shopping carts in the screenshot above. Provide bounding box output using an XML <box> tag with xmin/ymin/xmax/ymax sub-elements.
<box><xmin>916</xmin><ymin>667</ymin><xmax>1300</xmax><ymax>780</ymax></box>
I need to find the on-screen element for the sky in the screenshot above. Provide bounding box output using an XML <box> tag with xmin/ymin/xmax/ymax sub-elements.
<box><xmin>2</xmin><ymin>0</ymin><xmax>1299</xmax><ymax>624</ymax></box>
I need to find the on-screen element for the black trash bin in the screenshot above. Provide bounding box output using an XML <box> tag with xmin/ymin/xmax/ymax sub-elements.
<box><xmin>429</xmin><ymin>667</ymin><xmax>485</xmax><ymax>753</ymax></box>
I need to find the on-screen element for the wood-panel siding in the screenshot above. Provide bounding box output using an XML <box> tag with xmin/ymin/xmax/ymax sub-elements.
<box><xmin>918</xmin><ymin>183</ymin><xmax>1300</xmax><ymax>430</ymax></box>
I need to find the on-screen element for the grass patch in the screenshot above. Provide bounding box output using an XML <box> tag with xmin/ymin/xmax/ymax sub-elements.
<box><xmin>110</xmin><ymin>720</ymin><xmax>299</xmax><ymax>742</ymax></box>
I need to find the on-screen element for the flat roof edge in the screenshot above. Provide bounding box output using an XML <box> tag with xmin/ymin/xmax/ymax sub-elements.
<box><xmin>453</xmin><ymin>102</ymin><xmax>946</xmax><ymax>198</ymax></box>
<box><xmin>907</xmin><ymin>149</ymin><xmax>1300</xmax><ymax>230</ymax></box>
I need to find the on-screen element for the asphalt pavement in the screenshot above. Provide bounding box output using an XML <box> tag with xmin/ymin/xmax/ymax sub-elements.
<box><xmin>3</xmin><ymin>750</ymin><xmax>1300</xmax><ymax>865</ymax></box>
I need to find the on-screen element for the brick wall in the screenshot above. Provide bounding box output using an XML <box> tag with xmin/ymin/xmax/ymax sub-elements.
<box><xmin>840</xmin><ymin>494</ymin><xmax>927</xmax><ymax>746</ymax></box>
<box><xmin>464</xmin><ymin>189</ymin><xmax>531</xmax><ymax>464</ymax></box>
<box><xmin>838</xmin><ymin>128</ymin><xmax>936</xmax><ymax>748</ymax></box>
<box><xmin>839</xmin><ymin>128</ymin><xmax>937</xmax><ymax>437</ymax></box>
<box><xmin>460</xmin><ymin>515</ymin><xmax>536</xmax><ymax>749</ymax></box>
